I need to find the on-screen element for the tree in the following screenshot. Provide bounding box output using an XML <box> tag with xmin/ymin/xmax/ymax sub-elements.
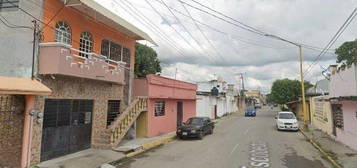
<box><xmin>269</xmin><ymin>78</ymin><xmax>312</xmax><ymax>105</ymax></box>
<box><xmin>335</xmin><ymin>39</ymin><xmax>357</xmax><ymax>66</ymax></box>
<box><xmin>134</xmin><ymin>43</ymin><xmax>161</xmax><ymax>77</ymax></box>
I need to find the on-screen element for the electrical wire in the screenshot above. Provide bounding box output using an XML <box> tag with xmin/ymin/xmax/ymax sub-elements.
<box><xmin>159</xmin><ymin>0</ymin><xmax>217</xmax><ymax>61</ymax></box>
<box><xmin>177</xmin><ymin>0</ymin><xmax>226</xmax><ymax>61</ymax></box>
<box><xmin>145</xmin><ymin>0</ymin><xmax>214</xmax><ymax>61</ymax></box>
<box><xmin>112</xmin><ymin>0</ymin><xmax>187</xmax><ymax>58</ymax></box>
<box><xmin>120</xmin><ymin>0</ymin><xmax>195</xmax><ymax>58</ymax></box>
<box><xmin>304</xmin><ymin>7</ymin><xmax>357</xmax><ymax>76</ymax></box>
<box><xmin>0</xmin><ymin>15</ymin><xmax>32</xmax><ymax>29</ymax></box>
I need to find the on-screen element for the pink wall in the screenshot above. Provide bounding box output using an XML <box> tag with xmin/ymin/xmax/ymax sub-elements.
<box><xmin>134</xmin><ymin>74</ymin><xmax>197</xmax><ymax>137</ymax></box>
<box><xmin>133</xmin><ymin>78</ymin><xmax>148</xmax><ymax>97</ymax></box>
<box><xmin>147</xmin><ymin>99</ymin><xmax>196</xmax><ymax>137</ymax></box>
<box><xmin>335</xmin><ymin>101</ymin><xmax>357</xmax><ymax>150</ymax></box>
<box><xmin>329</xmin><ymin>64</ymin><xmax>357</xmax><ymax>98</ymax></box>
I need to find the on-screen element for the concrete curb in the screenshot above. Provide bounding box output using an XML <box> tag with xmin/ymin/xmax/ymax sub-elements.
<box><xmin>125</xmin><ymin>134</ymin><xmax>177</xmax><ymax>158</ymax></box>
<box><xmin>299</xmin><ymin>128</ymin><xmax>343</xmax><ymax>168</ymax></box>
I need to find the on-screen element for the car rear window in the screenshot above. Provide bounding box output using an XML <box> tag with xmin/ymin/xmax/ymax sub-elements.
<box><xmin>186</xmin><ymin>118</ymin><xmax>203</xmax><ymax>125</ymax></box>
<box><xmin>279</xmin><ymin>113</ymin><xmax>296</xmax><ymax>119</ymax></box>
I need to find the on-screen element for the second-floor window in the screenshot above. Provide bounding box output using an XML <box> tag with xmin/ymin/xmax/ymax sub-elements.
<box><xmin>0</xmin><ymin>0</ymin><xmax>19</xmax><ymax>12</ymax></box>
<box><xmin>79</xmin><ymin>32</ymin><xmax>93</xmax><ymax>58</ymax></box>
<box><xmin>55</xmin><ymin>21</ymin><xmax>71</xmax><ymax>45</ymax></box>
<box><xmin>101</xmin><ymin>39</ymin><xmax>122</xmax><ymax>62</ymax></box>
<box><xmin>122</xmin><ymin>47</ymin><xmax>130</xmax><ymax>67</ymax></box>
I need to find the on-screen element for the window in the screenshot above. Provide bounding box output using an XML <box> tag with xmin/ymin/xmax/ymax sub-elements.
<box><xmin>101</xmin><ymin>39</ymin><xmax>122</xmax><ymax>61</ymax></box>
<box><xmin>122</xmin><ymin>47</ymin><xmax>130</xmax><ymax>67</ymax></box>
<box><xmin>331</xmin><ymin>104</ymin><xmax>344</xmax><ymax>129</ymax></box>
<box><xmin>55</xmin><ymin>21</ymin><xmax>71</xmax><ymax>44</ymax></box>
<box><xmin>0</xmin><ymin>0</ymin><xmax>19</xmax><ymax>12</ymax></box>
<box><xmin>154</xmin><ymin>101</ymin><xmax>165</xmax><ymax>116</ymax></box>
<box><xmin>107</xmin><ymin>100</ymin><xmax>121</xmax><ymax>126</ymax></box>
<box><xmin>79</xmin><ymin>32</ymin><xmax>93</xmax><ymax>58</ymax></box>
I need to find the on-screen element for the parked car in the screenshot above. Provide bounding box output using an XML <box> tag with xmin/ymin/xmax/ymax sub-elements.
<box><xmin>255</xmin><ymin>103</ymin><xmax>262</xmax><ymax>109</ymax></box>
<box><xmin>177</xmin><ymin>117</ymin><xmax>214</xmax><ymax>139</ymax></box>
<box><xmin>275</xmin><ymin>111</ymin><xmax>299</xmax><ymax>131</ymax></box>
<box><xmin>245</xmin><ymin>107</ymin><xmax>256</xmax><ymax>117</ymax></box>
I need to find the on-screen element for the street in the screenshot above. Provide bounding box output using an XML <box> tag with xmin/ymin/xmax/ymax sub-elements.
<box><xmin>116</xmin><ymin>107</ymin><xmax>332</xmax><ymax>168</ymax></box>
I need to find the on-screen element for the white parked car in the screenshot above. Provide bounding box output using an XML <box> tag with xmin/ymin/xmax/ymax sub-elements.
<box><xmin>275</xmin><ymin>111</ymin><xmax>299</xmax><ymax>131</ymax></box>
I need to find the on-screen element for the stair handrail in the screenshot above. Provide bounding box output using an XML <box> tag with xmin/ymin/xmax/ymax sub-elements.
<box><xmin>108</xmin><ymin>96</ymin><xmax>148</xmax><ymax>146</ymax></box>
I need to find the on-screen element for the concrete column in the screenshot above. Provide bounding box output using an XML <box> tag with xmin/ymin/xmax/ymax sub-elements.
<box><xmin>21</xmin><ymin>95</ymin><xmax>35</xmax><ymax>168</ymax></box>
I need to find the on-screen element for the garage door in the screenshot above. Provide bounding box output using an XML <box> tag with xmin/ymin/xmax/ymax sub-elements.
<box><xmin>41</xmin><ymin>99</ymin><xmax>93</xmax><ymax>161</ymax></box>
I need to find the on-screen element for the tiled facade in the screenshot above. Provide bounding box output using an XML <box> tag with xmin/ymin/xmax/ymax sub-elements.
<box><xmin>0</xmin><ymin>95</ymin><xmax>25</xmax><ymax>168</ymax></box>
<box><xmin>30</xmin><ymin>75</ymin><xmax>124</xmax><ymax>164</ymax></box>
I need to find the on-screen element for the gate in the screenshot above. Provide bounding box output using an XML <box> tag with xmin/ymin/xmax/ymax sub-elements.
<box><xmin>41</xmin><ymin>99</ymin><xmax>93</xmax><ymax>161</ymax></box>
<box><xmin>0</xmin><ymin>95</ymin><xmax>25</xmax><ymax>168</ymax></box>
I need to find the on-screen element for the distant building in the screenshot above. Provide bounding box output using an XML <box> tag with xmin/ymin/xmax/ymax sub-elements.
<box><xmin>196</xmin><ymin>79</ymin><xmax>239</xmax><ymax>119</ymax></box>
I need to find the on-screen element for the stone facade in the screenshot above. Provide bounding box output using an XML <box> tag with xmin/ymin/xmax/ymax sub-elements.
<box><xmin>30</xmin><ymin>75</ymin><xmax>125</xmax><ymax>164</ymax></box>
<box><xmin>0</xmin><ymin>95</ymin><xmax>25</xmax><ymax>168</ymax></box>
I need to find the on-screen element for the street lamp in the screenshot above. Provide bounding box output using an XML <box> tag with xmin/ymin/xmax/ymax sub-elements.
<box><xmin>265</xmin><ymin>34</ymin><xmax>308</xmax><ymax>122</ymax></box>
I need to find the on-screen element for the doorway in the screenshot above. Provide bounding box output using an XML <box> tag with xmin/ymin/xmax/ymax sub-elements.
<box><xmin>41</xmin><ymin>99</ymin><xmax>93</xmax><ymax>161</ymax></box>
<box><xmin>177</xmin><ymin>102</ymin><xmax>183</xmax><ymax>126</ymax></box>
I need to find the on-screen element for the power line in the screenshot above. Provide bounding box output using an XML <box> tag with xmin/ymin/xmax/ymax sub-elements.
<box><xmin>304</xmin><ymin>7</ymin><xmax>357</xmax><ymax>76</ymax></box>
<box><xmin>144</xmin><ymin>0</ymin><xmax>212</xmax><ymax>61</ymax></box>
<box><xmin>113</xmin><ymin>0</ymin><xmax>187</xmax><ymax>57</ymax></box>
<box><xmin>182</xmin><ymin>0</ymin><xmax>333</xmax><ymax>53</ymax></box>
<box><xmin>0</xmin><ymin>15</ymin><xmax>32</xmax><ymax>29</ymax></box>
<box><xmin>157</xmin><ymin>0</ymin><xmax>215</xmax><ymax>61</ymax></box>
<box><xmin>177</xmin><ymin>0</ymin><xmax>226</xmax><ymax>61</ymax></box>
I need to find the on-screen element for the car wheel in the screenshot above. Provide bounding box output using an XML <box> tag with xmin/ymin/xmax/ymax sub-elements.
<box><xmin>198</xmin><ymin>132</ymin><xmax>204</xmax><ymax>140</ymax></box>
<box><xmin>208</xmin><ymin>128</ymin><xmax>213</xmax><ymax>134</ymax></box>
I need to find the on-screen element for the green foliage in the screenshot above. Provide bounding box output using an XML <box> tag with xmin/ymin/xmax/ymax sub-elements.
<box><xmin>134</xmin><ymin>43</ymin><xmax>161</xmax><ymax>77</ymax></box>
<box><xmin>335</xmin><ymin>39</ymin><xmax>357</xmax><ymax>66</ymax></box>
<box><xmin>269</xmin><ymin>78</ymin><xmax>312</xmax><ymax>105</ymax></box>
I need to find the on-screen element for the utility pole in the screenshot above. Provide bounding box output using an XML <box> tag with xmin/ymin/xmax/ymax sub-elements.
<box><xmin>31</xmin><ymin>20</ymin><xmax>38</xmax><ymax>80</ymax></box>
<box><xmin>265</xmin><ymin>34</ymin><xmax>308</xmax><ymax>123</ymax></box>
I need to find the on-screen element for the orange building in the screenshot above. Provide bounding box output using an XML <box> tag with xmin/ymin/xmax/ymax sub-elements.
<box><xmin>16</xmin><ymin>0</ymin><xmax>155</xmax><ymax>166</ymax></box>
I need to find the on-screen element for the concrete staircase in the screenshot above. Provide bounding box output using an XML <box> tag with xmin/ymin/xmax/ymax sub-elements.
<box><xmin>98</xmin><ymin>96</ymin><xmax>148</xmax><ymax>149</ymax></box>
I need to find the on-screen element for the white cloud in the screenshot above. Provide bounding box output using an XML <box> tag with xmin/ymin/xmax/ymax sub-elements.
<box><xmin>98</xmin><ymin>0</ymin><xmax>357</xmax><ymax>92</ymax></box>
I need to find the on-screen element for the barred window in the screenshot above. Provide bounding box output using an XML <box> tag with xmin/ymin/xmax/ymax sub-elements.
<box><xmin>101</xmin><ymin>39</ymin><xmax>122</xmax><ymax>61</ymax></box>
<box><xmin>332</xmin><ymin>104</ymin><xmax>344</xmax><ymax>129</ymax></box>
<box><xmin>122</xmin><ymin>47</ymin><xmax>130</xmax><ymax>67</ymax></box>
<box><xmin>55</xmin><ymin>21</ymin><xmax>71</xmax><ymax>45</ymax></box>
<box><xmin>154</xmin><ymin>101</ymin><xmax>165</xmax><ymax>116</ymax></box>
<box><xmin>79</xmin><ymin>32</ymin><xmax>93</xmax><ymax>58</ymax></box>
<box><xmin>107</xmin><ymin>100</ymin><xmax>121</xmax><ymax>126</ymax></box>
<box><xmin>0</xmin><ymin>0</ymin><xmax>19</xmax><ymax>12</ymax></box>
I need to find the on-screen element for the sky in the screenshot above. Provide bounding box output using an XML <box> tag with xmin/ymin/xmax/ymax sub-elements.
<box><xmin>97</xmin><ymin>0</ymin><xmax>357</xmax><ymax>93</ymax></box>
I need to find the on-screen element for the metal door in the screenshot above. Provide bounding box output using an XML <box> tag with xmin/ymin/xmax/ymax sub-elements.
<box><xmin>177</xmin><ymin>102</ymin><xmax>183</xmax><ymax>126</ymax></box>
<box><xmin>41</xmin><ymin>99</ymin><xmax>93</xmax><ymax>161</ymax></box>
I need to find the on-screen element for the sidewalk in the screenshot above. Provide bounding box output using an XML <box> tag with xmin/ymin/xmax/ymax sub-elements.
<box><xmin>301</xmin><ymin>127</ymin><xmax>357</xmax><ymax>168</ymax></box>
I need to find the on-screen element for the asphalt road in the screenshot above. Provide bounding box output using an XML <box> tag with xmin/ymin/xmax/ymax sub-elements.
<box><xmin>117</xmin><ymin>107</ymin><xmax>332</xmax><ymax>168</ymax></box>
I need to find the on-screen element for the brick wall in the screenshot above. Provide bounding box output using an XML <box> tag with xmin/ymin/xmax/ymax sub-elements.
<box><xmin>30</xmin><ymin>75</ymin><xmax>125</xmax><ymax>164</ymax></box>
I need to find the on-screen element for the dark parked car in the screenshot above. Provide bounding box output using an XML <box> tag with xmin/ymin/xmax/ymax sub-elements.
<box><xmin>176</xmin><ymin>117</ymin><xmax>214</xmax><ymax>139</ymax></box>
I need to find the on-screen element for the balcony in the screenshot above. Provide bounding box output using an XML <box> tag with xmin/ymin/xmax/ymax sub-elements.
<box><xmin>39</xmin><ymin>42</ymin><xmax>125</xmax><ymax>84</ymax></box>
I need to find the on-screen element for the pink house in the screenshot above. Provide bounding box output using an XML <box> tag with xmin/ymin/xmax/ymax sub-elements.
<box><xmin>329</xmin><ymin>64</ymin><xmax>357</xmax><ymax>150</ymax></box>
<box><xmin>133</xmin><ymin>74</ymin><xmax>197</xmax><ymax>138</ymax></box>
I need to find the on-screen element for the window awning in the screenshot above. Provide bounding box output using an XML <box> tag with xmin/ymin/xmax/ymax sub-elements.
<box><xmin>0</xmin><ymin>77</ymin><xmax>52</xmax><ymax>95</ymax></box>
